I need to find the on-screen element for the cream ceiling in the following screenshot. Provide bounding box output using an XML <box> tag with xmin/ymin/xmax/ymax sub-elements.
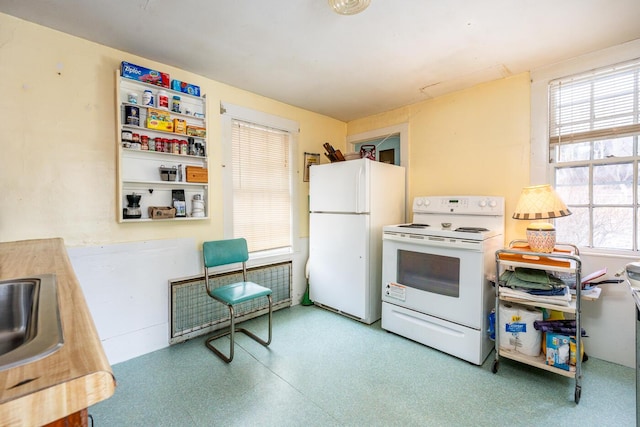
<box><xmin>1</xmin><ymin>0</ymin><xmax>639</xmax><ymax>121</ymax></box>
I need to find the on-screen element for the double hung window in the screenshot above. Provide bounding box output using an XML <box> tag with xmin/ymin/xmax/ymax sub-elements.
<box><xmin>549</xmin><ymin>60</ymin><xmax>640</xmax><ymax>251</ymax></box>
<box><xmin>222</xmin><ymin>104</ymin><xmax>298</xmax><ymax>255</ymax></box>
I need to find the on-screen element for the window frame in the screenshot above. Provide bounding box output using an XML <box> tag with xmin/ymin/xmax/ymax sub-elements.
<box><xmin>221</xmin><ymin>102</ymin><xmax>299</xmax><ymax>261</ymax></box>
<box><xmin>530</xmin><ymin>39</ymin><xmax>640</xmax><ymax>255</ymax></box>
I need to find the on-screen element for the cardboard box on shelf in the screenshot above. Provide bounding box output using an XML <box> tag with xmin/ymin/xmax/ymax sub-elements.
<box><xmin>186</xmin><ymin>166</ymin><xmax>208</xmax><ymax>183</ymax></box>
<box><xmin>186</xmin><ymin>126</ymin><xmax>206</xmax><ymax>138</ymax></box>
<box><xmin>148</xmin><ymin>206</ymin><xmax>176</xmax><ymax>219</ymax></box>
<box><xmin>171</xmin><ymin>79</ymin><xmax>201</xmax><ymax>97</ymax></box>
<box><xmin>173</xmin><ymin>119</ymin><xmax>187</xmax><ymax>134</ymax></box>
<box><xmin>146</xmin><ymin>108</ymin><xmax>173</xmax><ymax>132</ymax></box>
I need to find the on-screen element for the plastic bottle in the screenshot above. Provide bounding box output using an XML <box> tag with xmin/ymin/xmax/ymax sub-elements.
<box><xmin>172</xmin><ymin>95</ymin><xmax>181</xmax><ymax>113</ymax></box>
<box><xmin>142</xmin><ymin>90</ymin><xmax>154</xmax><ymax>107</ymax></box>
<box><xmin>157</xmin><ymin>90</ymin><xmax>169</xmax><ymax>110</ymax></box>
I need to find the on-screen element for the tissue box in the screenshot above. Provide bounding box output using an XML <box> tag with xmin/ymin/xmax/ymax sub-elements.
<box><xmin>148</xmin><ymin>206</ymin><xmax>176</xmax><ymax>219</ymax></box>
<box><xmin>121</xmin><ymin>61</ymin><xmax>170</xmax><ymax>88</ymax></box>
<box><xmin>545</xmin><ymin>333</ymin><xmax>573</xmax><ymax>371</ymax></box>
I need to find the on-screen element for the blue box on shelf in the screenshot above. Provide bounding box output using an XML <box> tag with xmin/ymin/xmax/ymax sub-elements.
<box><xmin>171</xmin><ymin>79</ymin><xmax>201</xmax><ymax>97</ymax></box>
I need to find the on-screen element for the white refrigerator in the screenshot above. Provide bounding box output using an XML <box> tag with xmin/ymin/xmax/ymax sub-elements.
<box><xmin>309</xmin><ymin>159</ymin><xmax>405</xmax><ymax>324</ymax></box>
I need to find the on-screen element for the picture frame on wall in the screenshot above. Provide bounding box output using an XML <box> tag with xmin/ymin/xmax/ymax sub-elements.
<box><xmin>303</xmin><ymin>152</ymin><xmax>320</xmax><ymax>182</ymax></box>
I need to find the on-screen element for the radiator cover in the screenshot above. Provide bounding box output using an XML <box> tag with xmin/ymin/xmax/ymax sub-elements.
<box><xmin>169</xmin><ymin>261</ymin><xmax>292</xmax><ymax>344</ymax></box>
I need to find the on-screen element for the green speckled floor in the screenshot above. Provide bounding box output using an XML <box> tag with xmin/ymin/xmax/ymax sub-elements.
<box><xmin>89</xmin><ymin>305</ymin><xmax>635</xmax><ymax>426</ymax></box>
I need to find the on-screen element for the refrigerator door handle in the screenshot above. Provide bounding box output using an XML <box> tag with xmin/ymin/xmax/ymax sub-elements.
<box><xmin>356</xmin><ymin>165</ymin><xmax>366</xmax><ymax>213</ymax></box>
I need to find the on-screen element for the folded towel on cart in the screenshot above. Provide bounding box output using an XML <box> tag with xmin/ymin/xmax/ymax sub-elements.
<box><xmin>499</xmin><ymin>285</ymin><xmax>571</xmax><ymax>306</ymax></box>
<box><xmin>525</xmin><ymin>286</ymin><xmax>568</xmax><ymax>296</ymax></box>
<box><xmin>500</xmin><ymin>268</ymin><xmax>567</xmax><ymax>291</ymax></box>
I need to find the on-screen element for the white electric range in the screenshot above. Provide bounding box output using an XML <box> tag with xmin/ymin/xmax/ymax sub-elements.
<box><xmin>381</xmin><ymin>195</ymin><xmax>505</xmax><ymax>365</ymax></box>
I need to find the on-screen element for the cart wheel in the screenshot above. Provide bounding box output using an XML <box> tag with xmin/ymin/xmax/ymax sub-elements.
<box><xmin>491</xmin><ymin>360</ymin><xmax>499</xmax><ymax>374</ymax></box>
<box><xmin>574</xmin><ymin>386</ymin><xmax>581</xmax><ymax>404</ymax></box>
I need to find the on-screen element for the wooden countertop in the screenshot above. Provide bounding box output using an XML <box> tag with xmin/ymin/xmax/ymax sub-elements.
<box><xmin>0</xmin><ymin>238</ymin><xmax>115</xmax><ymax>426</ymax></box>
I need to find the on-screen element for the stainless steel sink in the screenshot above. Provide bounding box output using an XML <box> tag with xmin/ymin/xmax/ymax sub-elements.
<box><xmin>0</xmin><ymin>274</ymin><xmax>64</xmax><ymax>371</ymax></box>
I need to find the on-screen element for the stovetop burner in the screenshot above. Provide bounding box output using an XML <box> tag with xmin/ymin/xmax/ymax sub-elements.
<box><xmin>384</xmin><ymin>223</ymin><xmax>499</xmax><ymax>241</ymax></box>
<box><xmin>454</xmin><ymin>227</ymin><xmax>489</xmax><ymax>233</ymax></box>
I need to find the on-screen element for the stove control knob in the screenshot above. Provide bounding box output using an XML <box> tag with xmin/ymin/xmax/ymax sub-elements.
<box><xmin>423</xmin><ymin>199</ymin><xmax>431</xmax><ymax>207</ymax></box>
<box><xmin>488</xmin><ymin>200</ymin><xmax>498</xmax><ymax>208</ymax></box>
<box><xmin>479</xmin><ymin>200</ymin><xmax>487</xmax><ymax>208</ymax></box>
<box><xmin>415</xmin><ymin>198</ymin><xmax>424</xmax><ymax>206</ymax></box>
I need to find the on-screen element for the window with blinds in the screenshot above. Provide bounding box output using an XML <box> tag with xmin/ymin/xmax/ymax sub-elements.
<box><xmin>231</xmin><ymin>119</ymin><xmax>292</xmax><ymax>253</ymax></box>
<box><xmin>549</xmin><ymin>59</ymin><xmax>640</xmax><ymax>251</ymax></box>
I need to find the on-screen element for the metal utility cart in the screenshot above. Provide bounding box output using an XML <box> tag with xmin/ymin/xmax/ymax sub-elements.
<box><xmin>493</xmin><ymin>241</ymin><xmax>584</xmax><ymax>404</ymax></box>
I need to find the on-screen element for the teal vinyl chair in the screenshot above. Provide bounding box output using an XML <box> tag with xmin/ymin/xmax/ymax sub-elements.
<box><xmin>202</xmin><ymin>238</ymin><xmax>273</xmax><ymax>362</ymax></box>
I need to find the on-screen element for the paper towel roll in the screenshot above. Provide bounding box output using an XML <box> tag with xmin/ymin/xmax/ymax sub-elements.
<box><xmin>498</xmin><ymin>303</ymin><xmax>543</xmax><ymax>356</ymax></box>
<box><xmin>499</xmin><ymin>303</ymin><xmax>519</xmax><ymax>351</ymax></box>
<box><xmin>517</xmin><ymin>306</ymin><xmax>543</xmax><ymax>357</ymax></box>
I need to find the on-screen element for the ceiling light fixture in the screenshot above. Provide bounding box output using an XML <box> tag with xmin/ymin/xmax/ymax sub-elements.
<box><xmin>329</xmin><ymin>0</ymin><xmax>370</xmax><ymax>15</ymax></box>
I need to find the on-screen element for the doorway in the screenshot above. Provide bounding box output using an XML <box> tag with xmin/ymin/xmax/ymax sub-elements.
<box><xmin>354</xmin><ymin>135</ymin><xmax>400</xmax><ymax>165</ymax></box>
<box><xmin>346</xmin><ymin>123</ymin><xmax>408</xmax><ymax>168</ymax></box>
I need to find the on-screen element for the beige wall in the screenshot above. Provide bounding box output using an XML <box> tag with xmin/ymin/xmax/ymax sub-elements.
<box><xmin>347</xmin><ymin>74</ymin><xmax>532</xmax><ymax>243</ymax></box>
<box><xmin>0</xmin><ymin>13</ymin><xmax>345</xmax><ymax>247</ymax></box>
<box><xmin>0</xmin><ymin>11</ymin><xmax>531</xmax><ymax>248</ymax></box>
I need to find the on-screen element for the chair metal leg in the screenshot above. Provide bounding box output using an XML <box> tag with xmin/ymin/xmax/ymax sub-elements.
<box><xmin>205</xmin><ymin>295</ymin><xmax>273</xmax><ymax>363</ymax></box>
<box><xmin>205</xmin><ymin>304</ymin><xmax>236</xmax><ymax>363</ymax></box>
<box><xmin>237</xmin><ymin>295</ymin><xmax>272</xmax><ymax>346</ymax></box>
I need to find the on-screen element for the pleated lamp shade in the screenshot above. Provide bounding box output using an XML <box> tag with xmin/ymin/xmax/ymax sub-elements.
<box><xmin>512</xmin><ymin>184</ymin><xmax>572</xmax><ymax>253</ymax></box>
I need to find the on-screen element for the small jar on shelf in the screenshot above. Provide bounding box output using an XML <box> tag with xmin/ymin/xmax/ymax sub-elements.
<box><xmin>122</xmin><ymin>130</ymin><xmax>132</xmax><ymax>148</ymax></box>
<box><xmin>171</xmin><ymin>95</ymin><xmax>181</xmax><ymax>113</ymax></box>
<box><xmin>127</xmin><ymin>92</ymin><xmax>138</xmax><ymax>104</ymax></box>
<box><xmin>131</xmin><ymin>133</ymin><xmax>141</xmax><ymax>150</ymax></box>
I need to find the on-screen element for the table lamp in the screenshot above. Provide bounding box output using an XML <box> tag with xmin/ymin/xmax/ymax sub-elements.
<box><xmin>512</xmin><ymin>184</ymin><xmax>572</xmax><ymax>253</ymax></box>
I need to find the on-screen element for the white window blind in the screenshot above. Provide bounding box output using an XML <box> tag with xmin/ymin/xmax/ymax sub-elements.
<box><xmin>231</xmin><ymin>119</ymin><xmax>292</xmax><ymax>253</ymax></box>
<box><xmin>549</xmin><ymin>60</ymin><xmax>640</xmax><ymax>148</ymax></box>
<box><xmin>548</xmin><ymin>59</ymin><xmax>640</xmax><ymax>251</ymax></box>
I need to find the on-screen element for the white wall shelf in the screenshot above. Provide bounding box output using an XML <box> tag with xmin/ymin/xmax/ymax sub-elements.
<box><xmin>115</xmin><ymin>70</ymin><xmax>209</xmax><ymax>222</ymax></box>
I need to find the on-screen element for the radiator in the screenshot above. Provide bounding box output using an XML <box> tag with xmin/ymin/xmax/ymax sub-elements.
<box><xmin>169</xmin><ymin>261</ymin><xmax>292</xmax><ymax>344</ymax></box>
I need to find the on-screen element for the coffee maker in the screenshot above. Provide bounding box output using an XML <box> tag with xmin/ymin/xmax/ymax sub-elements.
<box><xmin>124</xmin><ymin>193</ymin><xmax>142</xmax><ymax>219</ymax></box>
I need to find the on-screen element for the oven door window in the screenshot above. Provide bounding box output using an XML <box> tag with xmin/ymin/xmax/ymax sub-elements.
<box><xmin>397</xmin><ymin>249</ymin><xmax>460</xmax><ymax>298</ymax></box>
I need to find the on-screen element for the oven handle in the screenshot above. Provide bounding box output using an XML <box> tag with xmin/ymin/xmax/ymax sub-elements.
<box><xmin>383</xmin><ymin>232</ymin><xmax>484</xmax><ymax>251</ymax></box>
